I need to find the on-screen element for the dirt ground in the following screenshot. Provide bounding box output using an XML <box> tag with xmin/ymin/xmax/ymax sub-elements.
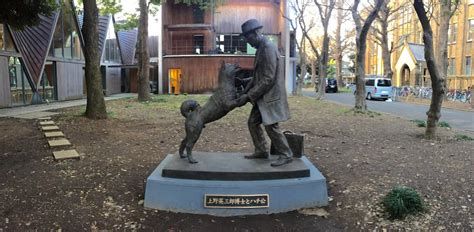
<box><xmin>0</xmin><ymin>95</ymin><xmax>472</xmax><ymax>231</ymax></box>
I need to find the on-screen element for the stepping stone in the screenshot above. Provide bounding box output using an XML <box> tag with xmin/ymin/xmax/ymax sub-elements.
<box><xmin>48</xmin><ymin>139</ymin><xmax>71</xmax><ymax>147</ymax></box>
<box><xmin>53</xmin><ymin>150</ymin><xmax>80</xmax><ymax>160</ymax></box>
<box><xmin>42</xmin><ymin>126</ymin><xmax>60</xmax><ymax>131</ymax></box>
<box><xmin>44</xmin><ymin>131</ymin><xmax>65</xmax><ymax>138</ymax></box>
<box><xmin>40</xmin><ymin>121</ymin><xmax>55</xmax><ymax>126</ymax></box>
<box><xmin>38</xmin><ymin>117</ymin><xmax>52</xmax><ymax>120</ymax></box>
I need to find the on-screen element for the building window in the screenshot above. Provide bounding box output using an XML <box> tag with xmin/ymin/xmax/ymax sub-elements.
<box><xmin>468</xmin><ymin>20</ymin><xmax>474</xmax><ymax>41</ymax></box>
<box><xmin>465</xmin><ymin>56</ymin><xmax>471</xmax><ymax>75</ymax></box>
<box><xmin>9</xmin><ymin>57</ymin><xmax>33</xmax><ymax>106</ymax></box>
<box><xmin>192</xmin><ymin>5</ymin><xmax>204</xmax><ymax>24</ymax></box>
<box><xmin>449</xmin><ymin>23</ymin><xmax>457</xmax><ymax>43</ymax></box>
<box><xmin>216</xmin><ymin>34</ymin><xmax>248</xmax><ymax>54</ymax></box>
<box><xmin>193</xmin><ymin>34</ymin><xmax>204</xmax><ymax>54</ymax></box>
<box><xmin>448</xmin><ymin>58</ymin><xmax>456</xmax><ymax>75</ymax></box>
<box><xmin>104</xmin><ymin>26</ymin><xmax>121</xmax><ymax>63</ymax></box>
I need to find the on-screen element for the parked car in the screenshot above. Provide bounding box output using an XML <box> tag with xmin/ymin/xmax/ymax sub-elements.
<box><xmin>364</xmin><ymin>77</ymin><xmax>392</xmax><ymax>100</ymax></box>
<box><xmin>325</xmin><ymin>78</ymin><xmax>338</xmax><ymax>93</ymax></box>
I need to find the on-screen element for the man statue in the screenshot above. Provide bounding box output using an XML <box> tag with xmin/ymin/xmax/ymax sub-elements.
<box><xmin>236</xmin><ymin>19</ymin><xmax>293</xmax><ymax>167</ymax></box>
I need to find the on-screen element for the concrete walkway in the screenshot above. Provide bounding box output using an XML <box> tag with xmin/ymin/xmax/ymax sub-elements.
<box><xmin>0</xmin><ymin>93</ymin><xmax>136</xmax><ymax>119</ymax></box>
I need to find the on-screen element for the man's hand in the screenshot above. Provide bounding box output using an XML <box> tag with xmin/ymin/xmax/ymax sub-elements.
<box><xmin>236</xmin><ymin>94</ymin><xmax>250</xmax><ymax>107</ymax></box>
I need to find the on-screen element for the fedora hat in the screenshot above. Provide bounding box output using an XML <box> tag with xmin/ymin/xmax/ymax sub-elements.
<box><xmin>240</xmin><ymin>19</ymin><xmax>263</xmax><ymax>36</ymax></box>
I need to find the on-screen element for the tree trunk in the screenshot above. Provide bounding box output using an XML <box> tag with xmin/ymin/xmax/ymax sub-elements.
<box><xmin>335</xmin><ymin>0</ymin><xmax>344</xmax><ymax>88</ymax></box>
<box><xmin>437</xmin><ymin>3</ymin><xmax>449</xmax><ymax>81</ymax></box>
<box><xmin>413</xmin><ymin>0</ymin><xmax>445</xmax><ymax>139</ymax></box>
<box><xmin>298</xmin><ymin>61</ymin><xmax>306</xmax><ymax>96</ymax></box>
<box><xmin>137</xmin><ymin>0</ymin><xmax>151</xmax><ymax>101</ymax></box>
<box><xmin>83</xmin><ymin>0</ymin><xmax>107</xmax><ymax>119</ymax></box>
<box><xmin>316</xmin><ymin>34</ymin><xmax>329</xmax><ymax>100</ymax></box>
<box><xmin>352</xmin><ymin>0</ymin><xmax>382</xmax><ymax>110</ymax></box>
<box><xmin>380</xmin><ymin>0</ymin><xmax>392</xmax><ymax>79</ymax></box>
<box><xmin>311</xmin><ymin>61</ymin><xmax>317</xmax><ymax>87</ymax></box>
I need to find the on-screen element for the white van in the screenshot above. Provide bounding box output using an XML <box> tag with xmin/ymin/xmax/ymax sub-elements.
<box><xmin>365</xmin><ymin>78</ymin><xmax>392</xmax><ymax>100</ymax></box>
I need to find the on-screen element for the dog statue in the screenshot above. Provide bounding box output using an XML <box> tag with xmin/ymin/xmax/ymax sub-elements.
<box><xmin>179</xmin><ymin>62</ymin><xmax>245</xmax><ymax>163</ymax></box>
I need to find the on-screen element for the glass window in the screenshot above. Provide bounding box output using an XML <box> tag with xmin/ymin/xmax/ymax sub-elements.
<box><xmin>377</xmin><ymin>79</ymin><xmax>392</xmax><ymax>87</ymax></box>
<box><xmin>62</xmin><ymin>2</ymin><xmax>75</xmax><ymax>59</ymax></box>
<box><xmin>193</xmin><ymin>34</ymin><xmax>204</xmax><ymax>54</ymax></box>
<box><xmin>0</xmin><ymin>24</ymin><xmax>4</xmax><ymax>50</ymax></box>
<box><xmin>103</xmin><ymin>19</ymin><xmax>121</xmax><ymax>63</ymax></box>
<box><xmin>53</xmin><ymin>12</ymin><xmax>64</xmax><ymax>57</ymax></box>
<box><xmin>449</xmin><ymin>23</ymin><xmax>457</xmax><ymax>43</ymax></box>
<box><xmin>192</xmin><ymin>5</ymin><xmax>204</xmax><ymax>23</ymax></box>
<box><xmin>465</xmin><ymin>56</ymin><xmax>471</xmax><ymax>75</ymax></box>
<box><xmin>9</xmin><ymin>57</ymin><xmax>33</xmax><ymax>105</ymax></box>
<box><xmin>468</xmin><ymin>20</ymin><xmax>474</xmax><ymax>41</ymax></box>
<box><xmin>448</xmin><ymin>58</ymin><xmax>456</xmax><ymax>75</ymax></box>
<box><xmin>216</xmin><ymin>34</ymin><xmax>248</xmax><ymax>54</ymax></box>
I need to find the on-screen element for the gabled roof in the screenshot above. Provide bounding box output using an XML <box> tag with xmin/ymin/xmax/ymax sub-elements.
<box><xmin>407</xmin><ymin>43</ymin><xmax>425</xmax><ymax>62</ymax></box>
<box><xmin>10</xmin><ymin>13</ymin><xmax>58</xmax><ymax>89</ymax></box>
<box><xmin>117</xmin><ymin>29</ymin><xmax>137</xmax><ymax>65</ymax></box>
<box><xmin>78</xmin><ymin>14</ymin><xmax>110</xmax><ymax>55</ymax></box>
<box><xmin>117</xmin><ymin>31</ymin><xmax>159</xmax><ymax>65</ymax></box>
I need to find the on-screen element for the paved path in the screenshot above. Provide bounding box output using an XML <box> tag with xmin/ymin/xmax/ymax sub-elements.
<box><xmin>0</xmin><ymin>93</ymin><xmax>136</xmax><ymax>118</ymax></box>
<box><xmin>303</xmin><ymin>90</ymin><xmax>474</xmax><ymax>134</ymax></box>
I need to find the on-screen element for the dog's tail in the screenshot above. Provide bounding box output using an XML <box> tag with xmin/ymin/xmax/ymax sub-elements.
<box><xmin>180</xmin><ymin>99</ymin><xmax>200</xmax><ymax>118</ymax></box>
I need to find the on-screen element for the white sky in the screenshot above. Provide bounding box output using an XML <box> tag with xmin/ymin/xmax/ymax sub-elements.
<box><xmin>115</xmin><ymin>0</ymin><xmax>161</xmax><ymax>35</ymax></box>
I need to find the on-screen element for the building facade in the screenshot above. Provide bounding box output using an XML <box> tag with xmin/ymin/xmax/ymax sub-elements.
<box><xmin>0</xmin><ymin>1</ymin><xmax>86</xmax><ymax>108</ymax></box>
<box><xmin>160</xmin><ymin>0</ymin><xmax>293</xmax><ymax>94</ymax></box>
<box><xmin>365</xmin><ymin>0</ymin><xmax>474</xmax><ymax>90</ymax></box>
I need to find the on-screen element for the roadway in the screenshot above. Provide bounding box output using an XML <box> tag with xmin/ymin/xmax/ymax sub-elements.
<box><xmin>302</xmin><ymin>90</ymin><xmax>474</xmax><ymax>134</ymax></box>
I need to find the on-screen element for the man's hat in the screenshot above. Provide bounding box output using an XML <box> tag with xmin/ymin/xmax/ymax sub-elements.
<box><xmin>240</xmin><ymin>19</ymin><xmax>263</xmax><ymax>36</ymax></box>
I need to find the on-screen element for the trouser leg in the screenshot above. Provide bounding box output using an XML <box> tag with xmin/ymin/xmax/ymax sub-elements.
<box><xmin>265</xmin><ymin>123</ymin><xmax>293</xmax><ymax>158</ymax></box>
<box><xmin>248</xmin><ymin>105</ymin><xmax>268</xmax><ymax>155</ymax></box>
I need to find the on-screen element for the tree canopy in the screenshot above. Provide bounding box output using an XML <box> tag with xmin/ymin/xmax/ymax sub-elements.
<box><xmin>0</xmin><ymin>0</ymin><xmax>57</xmax><ymax>29</ymax></box>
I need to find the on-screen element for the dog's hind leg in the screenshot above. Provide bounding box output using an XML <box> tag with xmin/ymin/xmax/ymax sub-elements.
<box><xmin>179</xmin><ymin>136</ymin><xmax>187</xmax><ymax>158</ymax></box>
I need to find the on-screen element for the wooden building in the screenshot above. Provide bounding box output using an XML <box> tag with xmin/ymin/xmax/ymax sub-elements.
<box><xmin>160</xmin><ymin>0</ymin><xmax>291</xmax><ymax>94</ymax></box>
<box><xmin>0</xmin><ymin>1</ymin><xmax>85</xmax><ymax>108</ymax></box>
<box><xmin>117</xmin><ymin>29</ymin><xmax>159</xmax><ymax>93</ymax></box>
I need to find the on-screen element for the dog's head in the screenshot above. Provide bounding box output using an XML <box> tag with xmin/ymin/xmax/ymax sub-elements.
<box><xmin>218</xmin><ymin>61</ymin><xmax>241</xmax><ymax>83</ymax></box>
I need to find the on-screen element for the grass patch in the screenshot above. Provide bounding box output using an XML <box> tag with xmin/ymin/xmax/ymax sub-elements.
<box><xmin>410</xmin><ymin>120</ymin><xmax>451</xmax><ymax>128</ymax></box>
<box><xmin>338</xmin><ymin>88</ymin><xmax>353</xmax><ymax>93</ymax></box>
<box><xmin>410</xmin><ymin>119</ymin><xmax>426</xmax><ymax>127</ymax></box>
<box><xmin>107</xmin><ymin>111</ymin><xmax>116</xmax><ymax>118</ymax></box>
<box><xmin>383</xmin><ymin>186</ymin><xmax>425</xmax><ymax>220</ymax></box>
<box><xmin>454</xmin><ymin>134</ymin><xmax>474</xmax><ymax>141</ymax></box>
<box><xmin>438</xmin><ymin>121</ymin><xmax>451</xmax><ymax>128</ymax></box>
<box><xmin>344</xmin><ymin>108</ymin><xmax>381</xmax><ymax>117</ymax></box>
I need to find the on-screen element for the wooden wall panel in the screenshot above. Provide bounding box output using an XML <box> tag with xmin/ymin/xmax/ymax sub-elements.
<box><xmin>214</xmin><ymin>4</ymin><xmax>280</xmax><ymax>34</ymax></box>
<box><xmin>163</xmin><ymin>2</ymin><xmax>212</xmax><ymax>25</ymax></box>
<box><xmin>163</xmin><ymin>56</ymin><xmax>255</xmax><ymax>94</ymax></box>
<box><xmin>56</xmin><ymin>62</ymin><xmax>84</xmax><ymax>101</ymax></box>
<box><xmin>0</xmin><ymin>56</ymin><xmax>11</xmax><ymax>108</ymax></box>
<box><xmin>106</xmin><ymin>67</ymin><xmax>121</xmax><ymax>95</ymax></box>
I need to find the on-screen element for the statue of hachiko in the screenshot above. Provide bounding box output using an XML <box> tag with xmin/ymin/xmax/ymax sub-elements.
<box><xmin>179</xmin><ymin>62</ymin><xmax>244</xmax><ymax>163</ymax></box>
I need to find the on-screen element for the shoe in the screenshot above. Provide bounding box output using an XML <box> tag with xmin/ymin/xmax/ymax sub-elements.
<box><xmin>271</xmin><ymin>157</ymin><xmax>293</xmax><ymax>167</ymax></box>
<box><xmin>244</xmin><ymin>152</ymin><xmax>269</xmax><ymax>159</ymax></box>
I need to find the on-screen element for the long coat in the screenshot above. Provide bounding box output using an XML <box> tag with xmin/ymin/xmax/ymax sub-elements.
<box><xmin>247</xmin><ymin>38</ymin><xmax>290</xmax><ymax>125</ymax></box>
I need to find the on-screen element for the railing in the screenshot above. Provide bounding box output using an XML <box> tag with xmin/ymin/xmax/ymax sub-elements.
<box><xmin>391</xmin><ymin>86</ymin><xmax>471</xmax><ymax>104</ymax></box>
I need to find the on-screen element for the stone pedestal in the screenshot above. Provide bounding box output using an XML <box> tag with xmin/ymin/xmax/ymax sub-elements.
<box><xmin>144</xmin><ymin>152</ymin><xmax>328</xmax><ymax>216</ymax></box>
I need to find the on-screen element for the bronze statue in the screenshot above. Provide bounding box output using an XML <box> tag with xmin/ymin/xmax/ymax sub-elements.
<box><xmin>235</xmin><ymin>19</ymin><xmax>293</xmax><ymax>167</ymax></box>
<box><xmin>179</xmin><ymin>62</ymin><xmax>243</xmax><ymax>163</ymax></box>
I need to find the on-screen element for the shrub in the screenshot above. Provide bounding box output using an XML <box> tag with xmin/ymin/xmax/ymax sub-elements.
<box><xmin>437</xmin><ymin>121</ymin><xmax>451</xmax><ymax>128</ymax></box>
<box><xmin>382</xmin><ymin>186</ymin><xmax>424</xmax><ymax>219</ymax></box>
<box><xmin>455</xmin><ymin>134</ymin><xmax>474</xmax><ymax>141</ymax></box>
<box><xmin>411</xmin><ymin>119</ymin><xmax>426</xmax><ymax>127</ymax></box>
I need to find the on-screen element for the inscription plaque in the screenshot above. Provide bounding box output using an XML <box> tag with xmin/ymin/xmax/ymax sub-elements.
<box><xmin>204</xmin><ymin>194</ymin><xmax>269</xmax><ymax>208</ymax></box>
